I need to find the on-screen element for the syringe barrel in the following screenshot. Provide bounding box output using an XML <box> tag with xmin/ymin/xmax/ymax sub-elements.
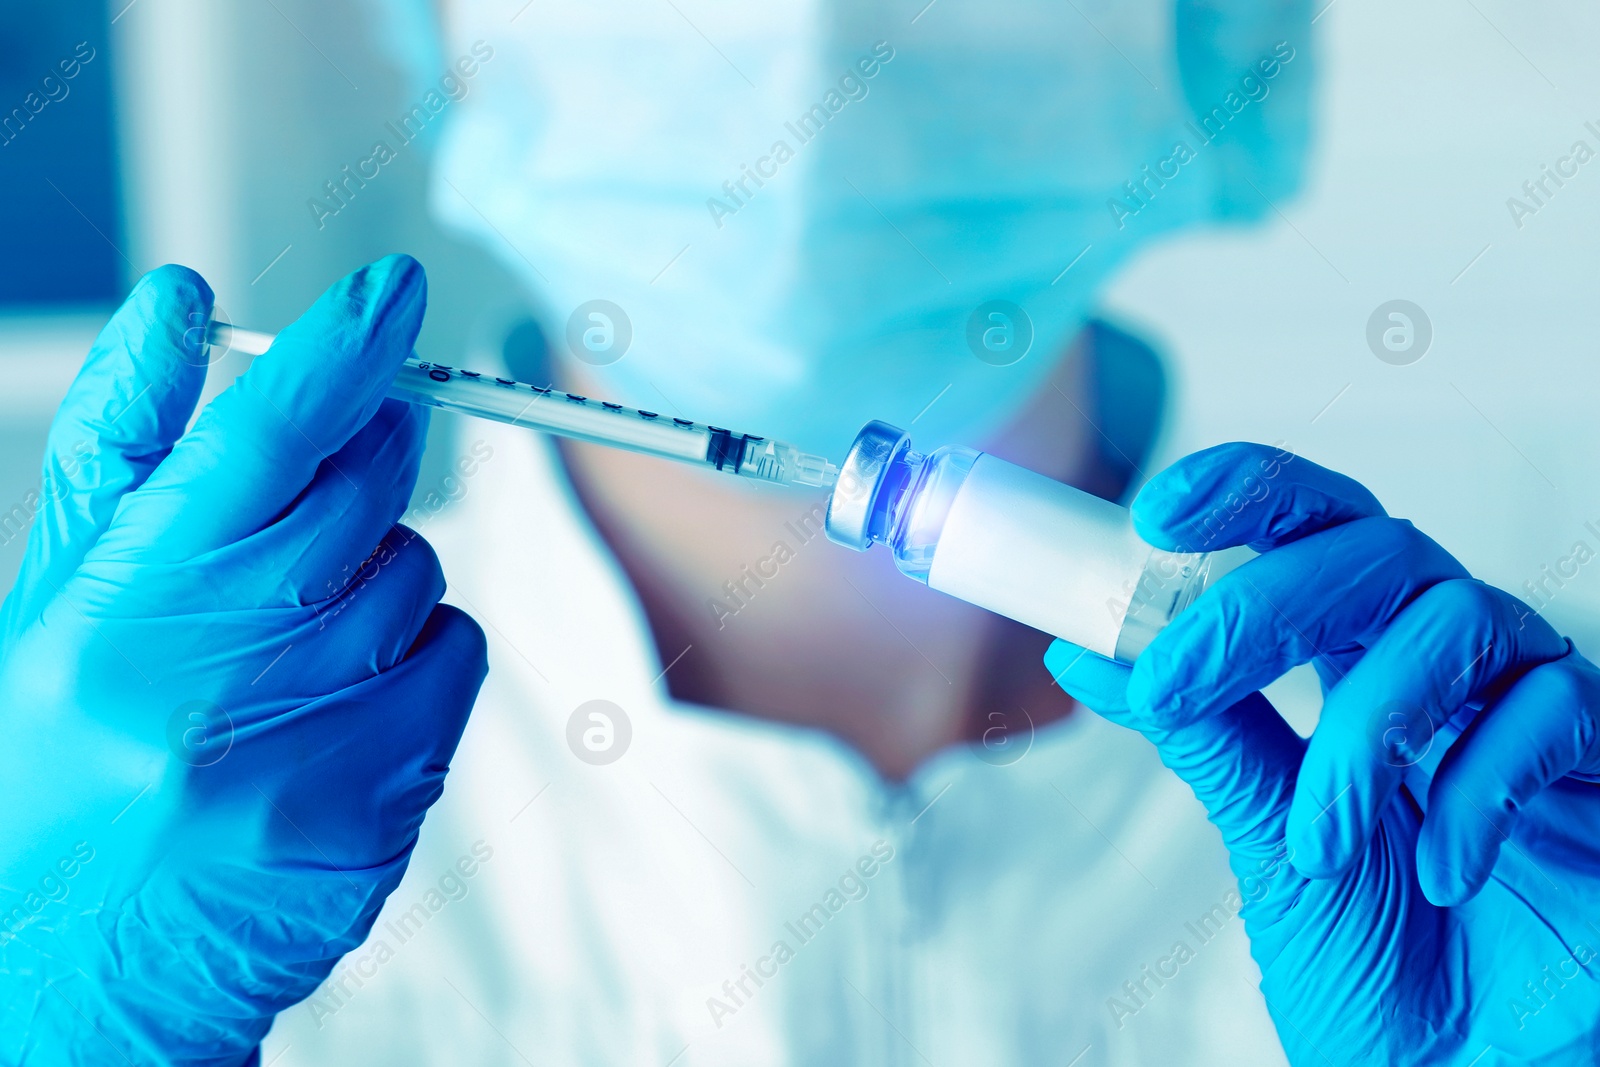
<box><xmin>391</xmin><ymin>360</ymin><xmax>712</xmax><ymax>464</ymax></box>
<box><xmin>203</xmin><ymin>320</ymin><xmax>838</xmax><ymax>488</ymax></box>
<box><xmin>391</xmin><ymin>362</ymin><xmax>839</xmax><ymax>486</ymax></box>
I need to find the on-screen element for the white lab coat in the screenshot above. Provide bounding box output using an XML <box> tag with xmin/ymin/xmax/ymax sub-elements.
<box><xmin>263</xmin><ymin>419</ymin><xmax>1287</xmax><ymax>1066</ymax></box>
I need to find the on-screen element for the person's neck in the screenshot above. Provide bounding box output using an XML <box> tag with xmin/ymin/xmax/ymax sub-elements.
<box><xmin>558</xmin><ymin>336</ymin><xmax>1097</xmax><ymax>781</ymax></box>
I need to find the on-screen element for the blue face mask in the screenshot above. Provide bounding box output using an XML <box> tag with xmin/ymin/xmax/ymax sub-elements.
<box><xmin>432</xmin><ymin>0</ymin><xmax>1311</xmax><ymax>458</ymax></box>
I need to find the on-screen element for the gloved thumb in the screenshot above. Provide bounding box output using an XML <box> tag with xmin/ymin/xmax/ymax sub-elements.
<box><xmin>1046</xmin><ymin>639</ymin><xmax>1308</xmax><ymax>927</ymax></box>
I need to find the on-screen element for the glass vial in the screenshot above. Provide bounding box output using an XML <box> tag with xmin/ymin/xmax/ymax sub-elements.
<box><xmin>824</xmin><ymin>421</ymin><xmax>1213</xmax><ymax>662</ymax></box>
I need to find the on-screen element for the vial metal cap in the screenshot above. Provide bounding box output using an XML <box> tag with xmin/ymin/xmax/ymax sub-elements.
<box><xmin>825</xmin><ymin>420</ymin><xmax>912</xmax><ymax>551</ymax></box>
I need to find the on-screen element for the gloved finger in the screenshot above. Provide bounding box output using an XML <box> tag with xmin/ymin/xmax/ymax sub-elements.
<box><xmin>296</xmin><ymin>524</ymin><xmax>448</xmax><ymax>676</ymax></box>
<box><xmin>1043</xmin><ymin>639</ymin><xmax>1133</xmax><ymax>717</ymax></box>
<box><xmin>359</xmin><ymin>603</ymin><xmax>488</xmax><ymax>856</ymax></box>
<box><xmin>1129</xmin><ymin>515</ymin><xmax>1469</xmax><ymax>728</ymax></box>
<box><xmin>1419</xmin><ymin>651</ymin><xmax>1600</xmax><ymax>906</ymax></box>
<box><xmin>0</xmin><ymin>266</ymin><xmax>211</xmax><ymax>635</ymax></box>
<box><xmin>156</xmin><ymin>601</ymin><xmax>487</xmax><ymax>1022</ymax></box>
<box><xmin>249</xmin><ymin>397</ymin><xmax>428</xmax><ymax>603</ymax></box>
<box><xmin>243</xmin><ymin>602</ymin><xmax>487</xmax><ymax>869</ymax></box>
<box><xmin>1285</xmin><ymin>580</ymin><xmax>1569</xmax><ymax>879</ymax></box>
<box><xmin>1313</xmin><ymin>647</ymin><xmax>1366</xmax><ymax>696</ymax></box>
<box><xmin>113</xmin><ymin>526</ymin><xmax>448</xmax><ymax>710</ymax></box>
<box><xmin>71</xmin><ymin>400</ymin><xmax>427</xmax><ymax>624</ymax></box>
<box><xmin>1047</xmin><ymin>640</ymin><xmax>1307</xmax><ymax>911</ymax></box>
<box><xmin>1131</xmin><ymin>441</ymin><xmax>1385</xmax><ymax>554</ymax></box>
<box><xmin>92</xmin><ymin>255</ymin><xmax>426</xmax><ymax>566</ymax></box>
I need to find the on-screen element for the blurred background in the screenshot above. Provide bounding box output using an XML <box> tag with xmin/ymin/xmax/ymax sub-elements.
<box><xmin>4</xmin><ymin>1</ymin><xmax>1600</xmax><ymax>753</ymax></box>
<box><xmin>0</xmin><ymin>0</ymin><xmax>529</xmax><ymax>606</ymax></box>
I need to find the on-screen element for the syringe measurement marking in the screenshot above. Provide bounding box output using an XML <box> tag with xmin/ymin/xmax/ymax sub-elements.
<box><xmin>412</xmin><ymin>362</ymin><xmax>758</xmax><ymax>473</ymax></box>
<box><xmin>415</xmin><ymin>362</ymin><xmax>708</xmax><ymax>434</ymax></box>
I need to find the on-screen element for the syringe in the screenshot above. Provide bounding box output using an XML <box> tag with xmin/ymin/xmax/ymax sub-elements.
<box><xmin>204</xmin><ymin>322</ymin><xmax>839</xmax><ymax>489</ymax></box>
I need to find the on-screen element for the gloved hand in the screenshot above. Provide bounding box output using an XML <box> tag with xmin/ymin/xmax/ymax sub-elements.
<box><xmin>0</xmin><ymin>256</ymin><xmax>487</xmax><ymax>1065</ymax></box>
<box><xmin>1046</xmin><ymin>442</ymin><xmax>1600</xmax><ymax>1065</ymax></box>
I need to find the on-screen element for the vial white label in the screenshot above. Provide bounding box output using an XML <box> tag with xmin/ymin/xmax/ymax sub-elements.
<box><xmin>926</xmin><ymin>454</ymin><xmax>1149</xmax><ymax>658</ymax></box>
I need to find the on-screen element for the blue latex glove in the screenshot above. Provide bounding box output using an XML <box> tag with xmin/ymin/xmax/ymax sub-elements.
<box><xmin>0</xmin><ymin>256</ymin><xmax>487</xmax><ymax>1064</ymax></box>
<box><xmin>1046</xmin><ymin>442</ymin><xmax>1600</xmax><ymax>1065</ymax></box>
